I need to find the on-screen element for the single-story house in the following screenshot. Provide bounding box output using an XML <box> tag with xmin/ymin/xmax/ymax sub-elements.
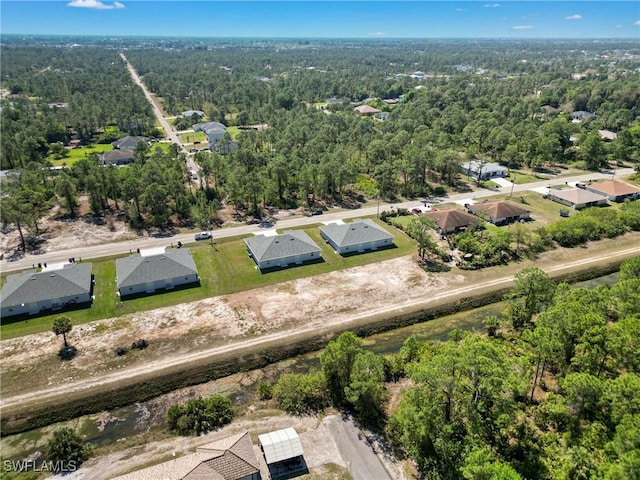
<box><xmin>245</xmin><ymin>230</ymin><xmax>321</xmax><ymax>270</ymax></box>
<box><xmin>111</xmin><ymin>136</ymin><xmax>147</xmax><ymax>152</ymax></box>
<box><xmin>547</xmin><ymin>188</ymin><xmax>608</xmax><ymax>210</ymax></box>
<box><xmin>112</xmin><ymin>431</ymin><xmax>260</xmax><ymax>480</ymax></box>
<box><xmin>423</xmin><ymin>208</ymin><xmax>481</xmax><ymax>234</ymax></box>
<box><xmin>116</xmin><ymin>248</ymin><xmax>199</xmax><ymax>297</ymax></box>
<box><xmin>1</xmin><ymin>263</ymin><xmax>93</xmax><ymax>318</ymax></box>
<box><xmin>461</xmin><ymin>160</ymin><xmax>509</xmax><ymax>181</ymax></box>
<box><xmin>571</xmin><ymin>110</ymin><xmax>596</xmax><ymax>122</ymax></box>
<box><xmin>259</xmin><ymin>427</ymin><xmax>306</xmax><ymax>480</ymax></box>
<box><xmin>182</xmin><ymin>110</ymin><xmax>204</xmax><ymax>119</ymax></box>
<box><xmin>585</xmin><ymin>180</ymin><xmax>640</xmax><ymax>202</ymax></box>
<box><xmin>320</xmin><ymin>219</ymin><xmax>394</xmax><ymax>255</ymax></box>
<box><xmin>354</xmin><ymin>105</ymin><xmax>381</xmax><ymax>116</ymax></box>
<box><xmin>541</xmin><ymin>104</ymin><xmax>559</xmax><ymax>114</ymax></box>
<box><xmin>468</xmin><ymin>201</ymin><xmax>530</xmax><ymax>225</ymax></box>
<box><xmin>101</xmin><ymin>149</ymin><xmax>135</xmax><ymax>166</ymax></box>
<box><xmin>193</xmin><ymin>121</ymin><xmax>227</xmax><ymax>145</ymax></box>
<box><xmin>597</xmin><ymin>129</ymin><xmax>618</xmax><ymax>141</ymax></box>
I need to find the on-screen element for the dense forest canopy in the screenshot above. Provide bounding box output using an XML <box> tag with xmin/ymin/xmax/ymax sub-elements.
<box><xmin>1</xmin><ymin>36</ymin><xmax>639</xmax><ymax>236</ymax></box>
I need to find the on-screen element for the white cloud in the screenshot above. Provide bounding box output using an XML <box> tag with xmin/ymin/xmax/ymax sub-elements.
<box><xmin>368</xmin><ymin>32</ymin><xmax>386</xmax><ymax>37</ymax></box>
<box><xmin>67</xmin><ymin>0</ymin><xmax>125</xmax><ymax>9</ymax></box>
<box><xmin>512</xmin><ymin>25</ymin><xmax>534</xmax><ymax>30</ymax></box>
<box><xmin>565</xmin><ymin>14</ymin><xmax>582</xmax><ymax>20</ymax></box>
<box><xmin>484</xmin><ymin>3</ymin><xmax>501</xmax><ymax>7</ymax></box>
<box><xmin>635</xmin><ymin>20</ymin><xmax>640</xmax><ymax>26</ymax></box>
<box><xmin>456</xmin><ymin>8</ymin><xmax>468</xmax><ymax>12</ymax></box>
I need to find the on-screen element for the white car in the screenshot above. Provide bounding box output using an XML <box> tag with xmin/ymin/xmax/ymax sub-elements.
<box><xmin>195</xmin><ymin>232</ymin><xmax>212</xmax><ymax>241</ymax></box>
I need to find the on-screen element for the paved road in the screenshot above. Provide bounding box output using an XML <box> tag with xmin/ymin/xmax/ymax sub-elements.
<box><xmin>325</xmin><ymin>415</ymin><xmax>391</xmax><ymax>480</ymax></box>
<box><xmin>120</xmin><ymin>53</ymin><xmax>184</xmax><ymax>151</ymax></box>
<box><xmin>0</xmin><ymin>168</ymin><xmax>632</xmax><ymax>273</ymax></box>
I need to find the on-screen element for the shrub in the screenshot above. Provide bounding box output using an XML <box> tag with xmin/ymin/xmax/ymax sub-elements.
<box><xmin>131</xmin><ymin>339</ymin><xmax>148</xmax><ymax>350</ymax></box>
<box><xmin>115</xmin><ymin>346</ymin><xmax>127</xmax><ymax>356</ymax></box>
<box><xmin>273</xmin><ymin>370</ymin><xmax>329</xmax><ymax>415</ymax></box>
<box><xmin>166</xmin><ymin>395</ymin><xmax>234</xmax><ymax>436</ymax></box>
<box><xmin>256</xmin><ymin>381</ymin><xmax>273</xmax><ymax>400</ymax></box>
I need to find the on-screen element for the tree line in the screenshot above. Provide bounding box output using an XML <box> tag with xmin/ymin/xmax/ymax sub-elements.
<box><xmin>260</xmin><ymin>258</ymin><xmax>640</xmax><ymax>479</ymax></box>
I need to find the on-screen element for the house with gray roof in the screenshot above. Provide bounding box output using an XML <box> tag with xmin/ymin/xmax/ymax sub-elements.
<box><xmin>245</xmin><ymin>230</ymin><xmax>322</xmax><ymax>270</ymax></box>
<box><xmin>111</xmin><ymin>136</ymin><xmax>147</xmax><ymax>152</ymax></box>
<box><xmin>193</xmin><ymin>121</ymin><xmax>227</xmax><ymax>145</ymax></box>
<box><xmin>101</xmin><ymin>149</ymin><xmax>135</xmax><ymax>166</ymax></box>
<box><xmin>112</xmin><ymin>431</ymin><xmax>260</xmax><ymax>480</ymax></box>
<box><xmin>461</xmin><ymin>160</ymin><xmax>509</xmax><ymax>181</ymax></box>
<box><xmin>320</xmin><ymin>219</ymin><xmax>394</xmax><ymax>255</ymax></box>
<box><xmin>1</xmin><ymin>263</ymin><xmax>93</xmax><ymax>318</ymax></box>
<box><xmin>116</xmin><ymin>248</ymin><xmax>199</xmax><ymax>297</ymax></box>
<box><xmin>182</xmin><ymin>110</ymin><xmax>204</xmax><ymax>119</ymax></box>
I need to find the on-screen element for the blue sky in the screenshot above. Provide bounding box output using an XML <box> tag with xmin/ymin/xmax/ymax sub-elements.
<box><xmin>2</xmin><ymin>1</ymin><xmax>639</xmax><ymax>38</ymax></box>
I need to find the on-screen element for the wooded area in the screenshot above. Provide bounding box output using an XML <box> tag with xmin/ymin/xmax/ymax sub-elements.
<box><xmin>1</xmin><ymin>37</ymin><xmax>639</xmax><ymax>245</ymax></box>
<box><xmin>267</xmin><ymin>259</ymin><xmax>640</xmax><ymax>479</ymax></box>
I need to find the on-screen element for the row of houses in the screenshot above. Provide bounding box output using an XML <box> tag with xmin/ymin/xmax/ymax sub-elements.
<box><xmin>245</xmin><ymin>219</ymin><xmax>395</xmax><ymax>270</ymax></box>
<box><xmin>422</xmin><ymin>200</ymin><xmax>531</xmax><ymax>233</ymax></box>
<box><xmin>0</xmin><ymin>248</ymin><xmax>199</xmax><ymax>319</ymax></box>
<box><xmin>546</xmin><ymin>180</ymin><xmax>640</xmax><ymax>210</ymax></box>
<box><xmin>113</xmin><ymin>427</ymin><xmax>306</xmax><ymax>480</ymax></box>
<box><xmin>1</xmin><ymin>220</ymin><xmax>395</xmax><ymax>319</ymax></box>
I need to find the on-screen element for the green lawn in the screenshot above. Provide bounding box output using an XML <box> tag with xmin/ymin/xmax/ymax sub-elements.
<box><xmin>226</xmin><ymin>126</ymin><xmax>240</xmax><ymax>141</ymax></box>
<box><xmin>178</xmin><ymin>131</ymin><xmax>207</xmax><ymax>144</ymax></box>
<box><xmin>0</xmin><ymin>220</ymin><xmax>416</xmax><ymax>339</ymax></box>
<box><xmin>49</xmin><ymin>144</ymin><xmax>112</xmax><ymax>167</ymax></box>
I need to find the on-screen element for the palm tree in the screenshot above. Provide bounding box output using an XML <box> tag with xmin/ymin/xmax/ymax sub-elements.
<box><xmin>52</xmin><ymin>316</ymin><xmax>72</xmax><ymax>348</ymax></box>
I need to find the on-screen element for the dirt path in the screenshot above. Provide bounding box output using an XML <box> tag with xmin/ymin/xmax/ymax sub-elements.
<box><xmin>2</xmin><ymin>236</ymin><xmax>638</xmax><ymax>417</ymax></box>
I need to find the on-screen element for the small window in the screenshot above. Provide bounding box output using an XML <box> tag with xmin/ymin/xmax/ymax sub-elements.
<box><xmin>129</xmin><ymin>287</ymin><xmax>133</xmax><ymax>291</ymax></box>
<box><xmin>8</xmin><ymin>308</ymin><xmax>13</xmax><ymax>312</ymax></box>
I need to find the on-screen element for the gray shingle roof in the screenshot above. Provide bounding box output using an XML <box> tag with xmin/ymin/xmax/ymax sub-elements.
<box><xmin>245</xmin><ymin>230</ymin><xmax>320</xmax><ymax>263</ymax></box>
<box><xmin>111</xmin><ymin>136</ymin><xmax>147</xmax><ymax>151</ymax></box>
<box><xmin>116</xmin><ymin>249</ymin><xmax>197</xmax><ymax>289</ymax></box>
<box><xmin>320</xmin><ymin>219</ymin><xmax>393</xmax><ymax>248</ymax></box>
<box><xmin>0</xmin><ymin>263</ymin><xmax>93</xmax><ymax>309</ymax></box>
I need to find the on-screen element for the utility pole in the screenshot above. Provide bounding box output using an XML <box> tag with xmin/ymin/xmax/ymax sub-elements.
<box><xmin>510</xmin><ymin>172</ymin><xmax>516</xmax><ymax>198</ymax></box>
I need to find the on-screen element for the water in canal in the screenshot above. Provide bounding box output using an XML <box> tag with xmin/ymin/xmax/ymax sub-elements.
<box><xmin>1</xmin><ymin>273</ymin><xmax>618</xmax><ymax>459</ymax></box>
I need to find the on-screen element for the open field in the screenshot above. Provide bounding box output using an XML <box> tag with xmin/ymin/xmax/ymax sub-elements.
<box><xmin>177</xmin><ymin>131</ymin><xmax>206</xmax><ymax>144</ymax></box>
<box><xmin>0</xmin><ymin>220</ymin><xmax>414</xmax><ymax>339</ymax></box>
<box><xmin>50</xmin><ymin>144</ymin><xmax>112</xmax><ymax>167</ymax></box>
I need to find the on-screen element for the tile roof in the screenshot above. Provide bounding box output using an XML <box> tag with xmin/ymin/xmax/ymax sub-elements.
<box><xmin>423</xmin><ymin>209</ymin><xmax>480</xmax><ymax>232</ymax></box>
<box><xmin>116</xmin><ymin>248</ymin><xmax>197</xmax><ymax>289</ymax></box>
<box><xmin>354</xmin><ymin>105</ymin><xmax>381</xmax><ymax>115</ymax></box>
<box><xmin>112</xmin><ymin>432</ymin><xmax>259</xmax><ymax>480</ymax></box>
<box><xmin>258</xmin><ymin>427</ymin><xmax>304</xmax><ymax>465</ymax></box>
<box><xmin>320</xmin><ymin>219</ymin><xmax>393</xmax><ymax>248</ymax></box>
<box><xmin>587</xmin><ymin>180</ymin><xmax>640</xmax><ymax>196</ymax></box>
<box><xmin>1</xmin><ymin>263</ymin><xmax>92</xmax><ymax>309</ymax></box>
<box><xmin>244</xmin><ymin>230</ymin><xmax>320</xmax><ymax>263</ymax></box>
<box><xmin>548</xmin><ymin>188</ymin><xmax>607</xmax><ymax>204</ymax></box>
<box><xmin>469</xmin><ymin>201</ymin><xmax>529</xmax><ymax>219</ymax></box>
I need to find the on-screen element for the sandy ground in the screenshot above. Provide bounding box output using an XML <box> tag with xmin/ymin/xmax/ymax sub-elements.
<box><xmin>0</xmin><ymin>198</ymin><xmax>139</xmax><ymax>261</ymax></box>
<box><xmin>0</xmin><ymin>255</ymin><xmax>460</xmax><ymax>399</ymax></box>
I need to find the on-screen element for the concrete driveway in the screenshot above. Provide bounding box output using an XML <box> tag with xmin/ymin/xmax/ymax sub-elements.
<box><xmin>325</xmin><ymin>415</ymin><xmax>392</xmax><ymax>480</ymax></box>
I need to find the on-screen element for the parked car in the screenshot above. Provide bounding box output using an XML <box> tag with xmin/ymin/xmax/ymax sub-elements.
<box><xmin>195</xmin><ymin>232</ymin><xmax>212</xmax><ymax>241</ymax></box>
<box><xmin>307</xmin><ymin>209</ymin><xmax>323</xmax><ymax>216</ymax></box>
